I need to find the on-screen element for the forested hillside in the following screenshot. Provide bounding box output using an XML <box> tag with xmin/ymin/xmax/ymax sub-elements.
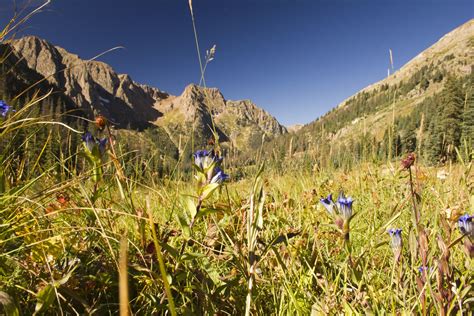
<box><xmin>262</xmin><ymin>20</ymin><xmax>473</xmax><ymax>169</ymax></box>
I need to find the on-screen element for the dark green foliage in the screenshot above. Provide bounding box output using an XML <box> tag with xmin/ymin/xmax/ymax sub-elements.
<box><xmin>429</xmin><ymin>76</ymin><xmax>465</xmax><ymax>161</ymax></box>
<box><xmin>441</xmin><ymin>77</ymin><xmax>464</xmax><ymax>152</ymax></box>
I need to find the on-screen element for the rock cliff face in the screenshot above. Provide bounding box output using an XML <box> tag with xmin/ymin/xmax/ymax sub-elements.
<box><xmin>6</xmin><ymin>36</ymin><xmax>286</xmax><ymax>150</ymax></box>
<box><xmin>10</xmin><ymin>36</ymin><xmax>164</xmax><ymax>128</ymax></box>
<box><xmin>154</xmin><ymin>84</ymin><xmax>286</xmax><ymax>149</ymax></box>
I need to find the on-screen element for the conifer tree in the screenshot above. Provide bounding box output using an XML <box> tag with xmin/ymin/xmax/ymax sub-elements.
<box><xmin>438</xmin><ymin>76</ymin><xmax>464</xmax><ymax>160</ymax></box>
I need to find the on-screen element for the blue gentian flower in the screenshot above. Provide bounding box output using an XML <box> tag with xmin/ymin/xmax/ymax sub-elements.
<box><xmin>82</xmin><ymin>132</ymin><xmax>107</xmax><ymax>158</ymax></box>
<box><xmin>0</xmin><ymin>100</ymin><xmax>13</xmax><ymax>117</ymax></box>
<box><xmin>320</xmin><ymin>194</ymin><xmax>336</xmax><ymax>215</ymax></box>
<box><xmin>388</xmin><ymin>228</ymin><xmax>402</xmax><ymax>249</ymax></box>
<box><xmin>193</xmin><ymin>149</ymin><xmax>221</xmax><ymax>170</ymax></box>
<box><xmin>193</xmin><ymin>150</ymin><xmax>209</xmax><ymax>169</ymax></box>
<box><xmin>193</xmin><ymin>149</ymin><xmax>229</xmax><ymax>185</ymax></box>
<box><xmin>98</xmin><ymin>138</ymin><xmax>108</xmax><ymax>156</ymax></box>
<box><xmin>458</xmin><ymin>214</ymin><xmax>473</xmax><ymax>237</ymax></box>
<box><xmin>337</xmin><ymin>193</ymin><xmax>354</xmax><ymax>220</ymax></box>
<box><xmin>210</xmin><ymin>167</ymin><xmax>229</xmax><ymax>184</ymax></box>
<box><xmin>82</xmin><ymin>132</ymin><xmax>96</xmax><ymax>152</ymax></box>
<box><xmin>193</xmin><ymin>150</ymin><xmax>221</xmax><ymax>171</ymax></box>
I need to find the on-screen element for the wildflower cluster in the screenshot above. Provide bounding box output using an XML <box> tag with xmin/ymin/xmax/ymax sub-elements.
<box><xmin>320</xmin><ymin>192</ymin><xmax>354</xmax><ymax>241</ymax></box>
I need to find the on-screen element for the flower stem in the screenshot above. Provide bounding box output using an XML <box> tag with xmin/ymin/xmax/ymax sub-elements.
<box><xmin>175</xmin><ymin>197</ymin><xmax>203</xmax><ymax>270</ymax></box>
<box><xmin>408</xmin><ymin>166</ymin><xmax>419</xmax><ymax>229</ymax></box>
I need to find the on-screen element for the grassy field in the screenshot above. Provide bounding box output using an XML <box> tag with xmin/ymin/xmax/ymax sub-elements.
<box><xmin>1</xmin><ymin>109</ymin><xmax>473</xmax><ymax>314</ymax></box>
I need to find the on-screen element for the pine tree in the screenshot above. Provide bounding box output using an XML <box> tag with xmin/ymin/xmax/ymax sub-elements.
<box><xmin>438</xmin><ymin>76</ymin><xmax>464</xmax><ymax>161</ymax></box>
<box><xmin>402</xmin><ymin>122</ymin><xmax>417</xmax><ymax>154</ymax></box>
<box><xmin>426</xmin><ymin>118</ymin><xmax>441</xmax><ymax>163</ymax></box>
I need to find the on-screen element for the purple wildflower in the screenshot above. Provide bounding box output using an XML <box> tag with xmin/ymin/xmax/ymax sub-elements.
<box><xmin>0</xmin><ymin>100</ymin><xmax>13</xmax><ymax>117</ymax></box>
<box><xmin>458</xmin><ymin>214</ymin><xmax>473</xmax><ymax>237</ymax></box>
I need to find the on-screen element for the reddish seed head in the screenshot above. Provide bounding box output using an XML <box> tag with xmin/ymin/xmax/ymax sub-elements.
<box><xmin>401</xmin><ymin>153</ymin><xmax>416</xmax><ymax>169</ymax></box>
<box><xmin>56</xmin><ymin>193</ymin><xmax>70</xmax><ymax>206</ymax></box>
<box><xmin>95</xmin><ymin>115</ymin><xmax>107</xmax><ymax>129</ymax></box>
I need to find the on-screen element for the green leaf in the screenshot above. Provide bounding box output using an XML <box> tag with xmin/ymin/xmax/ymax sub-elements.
<box><xmin>200</xmin><ymin>182</ymin><xmax>220</xmax><ymax>201</ymax></box>
<box><xmin>0</xmin><ymin>291</ymin><xmax>19</xmax><ymax>316</ymax></box>
<box><xmin>34</xmin><ymin>284</ymin><xmax>55</xmax><ymax>315</ymax></box>
<box><xmin>184</xmin><ymin>196</ymin><xmax>197</xmax><ymax>219</ymax></box>
<box><xmin>91</xmin><ymin>161</ymin><xmax>103</xmax><ymax>183</ymax></box>
<box><xmin>160</xmin><ymin>242</ymin><xmax>179</xmax><ymax>259</ymax></box>
<box><xmin>192</xmin><ymin>163</ymin><xmax>204</xmax><ymax>173</ymax></box>
<box><xmin>177</xmin><ymin>215</ymin><xmax>191</xmax><ymax>238</ymax></box>
<box><xmin>343</xmin><ymin>301</ymin><xmax>356</xmax><ymax>314</ymax></box>
<box><xmin>256</xmin><ymin>189</ymin><xmax>265</xmax><ymax>230</ymax></box>
<box><xmin>196</xmin><ymin>206</ymin><xmax>224</xmax><ymax>218</ymax></box>
<box><xmin>203</xmin><ymin>160</ymin><xmax>218</xmax><ymax>175</ymax></box>
<box><xmin>91</xmin><ymin>145</ymin><xmax>101</xmax><ymax>160</ymax></box>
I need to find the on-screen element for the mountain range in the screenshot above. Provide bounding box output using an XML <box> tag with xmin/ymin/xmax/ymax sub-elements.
<box><xmin>1</xmin><ymin>35</ymin><xmax>286</xmax><ymax>156</ymax></box>
<box><xmin>1</xmin><ymin>19</ymin><xmax>472</xmax><ymax>164</ymax></box>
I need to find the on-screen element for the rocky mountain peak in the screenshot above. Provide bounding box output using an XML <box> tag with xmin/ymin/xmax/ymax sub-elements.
<box><xmin>6</xmin><ymin>35</ymin><xmax>287</xmax><ymax>151</ymax></box>
<box><xmin>10</xmin><ymin>35</ymin><xmax>64</xmax><ymax>86</ymax></box>
<box><xmin>9</xmin><ymin>36</ymin><xmax>163</xmax><ymax>128</ymax></box>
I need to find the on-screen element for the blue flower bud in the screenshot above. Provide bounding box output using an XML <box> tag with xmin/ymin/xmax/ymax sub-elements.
<box><xmin>210</xmin><ymin>167</ymin><xmax>229</xmax><ymax>184</ymax></box>
<box><xmin>320</xmin><ymin>194</ymin><xmax>336</xmax><ymax>215</ymax></box>
<box><xmin>337</xmin><ymin>192</ymin><xmax>353</xmax><ymax>221</ymax></box>
<box><xmin>388</xmin><ymin>228</ymin><xmax>402</xmax><ymax>249</ymax></box>
<box><xmin>82</xmin><ymin>132</ymin><xmax>96</xmax><ymax>152</ymax></box>
<box><xmin>0</xmin><ymin>100</ymin><xmax>13</xmax><ymax>117</ymax></box>
<box><xmin>458</xmin><ymin>214</ymin><xmax>473</xmax><ymax>237</ymax></box>
<box><xmin>98</xmin><ymin>138</ymin><xmax>108</xmax><ymax>156</ymax></box>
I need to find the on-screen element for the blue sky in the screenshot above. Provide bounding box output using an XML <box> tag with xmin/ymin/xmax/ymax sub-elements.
<box><xmin>1</xmin><ymin>0</ymin><xmax>472</xmax><ymax>125</ymax></box>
